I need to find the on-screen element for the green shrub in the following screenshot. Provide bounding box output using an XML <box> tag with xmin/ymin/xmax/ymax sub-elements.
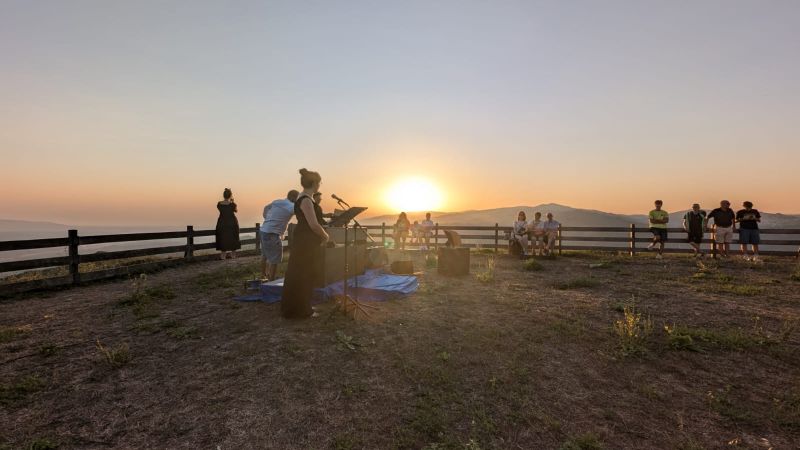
<box><xmin>523</xmin><ymin>259</ymin><xmax>544</xmax><ymax>271</ymax></box>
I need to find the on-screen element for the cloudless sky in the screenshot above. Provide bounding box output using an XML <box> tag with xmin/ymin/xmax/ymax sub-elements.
<box><xmin>2</xmin><ymin>0</ymin><xmax>799</xmax><ymax>227</ymax></box>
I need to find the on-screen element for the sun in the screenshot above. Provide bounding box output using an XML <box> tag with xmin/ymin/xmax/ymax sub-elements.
<box><xmin>385</xmin><ymin>177</ymin><xmax>444</xmax><ymax>212</ymax></box>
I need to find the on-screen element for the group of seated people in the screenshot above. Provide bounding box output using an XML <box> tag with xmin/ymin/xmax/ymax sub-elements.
<box><xmin>393</xmin><ymin>212</ymin><xmax>435</xmax><ymax>250</ymax></box>
<box><xmin>511</xmin><ymin>211</ymin><xmax>561</xmax><ymax>257</ymax></box>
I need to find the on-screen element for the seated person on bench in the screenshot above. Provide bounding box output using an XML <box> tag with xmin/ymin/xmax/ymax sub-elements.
<box><xmin>512</xmin><ymin>211</ymin><xmax>529</xmax><ymax>256</ymax></box>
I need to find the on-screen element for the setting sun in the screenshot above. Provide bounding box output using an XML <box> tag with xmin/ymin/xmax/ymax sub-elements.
<box><xmin>385</xmin><ymin>177</ymin><xmax>444</xmax><ymax>212</ymax></box>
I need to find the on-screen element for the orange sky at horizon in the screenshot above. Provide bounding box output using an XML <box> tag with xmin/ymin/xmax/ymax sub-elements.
<box><xmin>2</xmin><ymin>1</ymin><xmax>799</xmax><ymax>227</ymax></box>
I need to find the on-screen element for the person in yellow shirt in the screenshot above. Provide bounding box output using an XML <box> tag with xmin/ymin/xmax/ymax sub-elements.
<box><xmin>647</xmin><ymin>200</ymin><xmax>669</xmax><ymax>259</ymax></box>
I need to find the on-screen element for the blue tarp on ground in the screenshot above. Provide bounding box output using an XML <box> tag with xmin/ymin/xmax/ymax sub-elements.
<box><xmin>234</xmin><ymin>269</ymin><xmax>418</xmax><ymax>303</ymax></box>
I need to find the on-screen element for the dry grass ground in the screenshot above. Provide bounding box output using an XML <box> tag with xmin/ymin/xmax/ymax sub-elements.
<box><xmin>1</xmin><ymin>251</ymin><xmax>799</xmax><ymax>449</ymax></box>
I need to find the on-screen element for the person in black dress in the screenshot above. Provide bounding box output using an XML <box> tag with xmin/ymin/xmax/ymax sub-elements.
<box><xmin>215</xmin><ymin>188</ymin><xmax>241</xmax><ymax>260</ymax></box>
<box><xmin>281</xmin><ymin>169</ymin><xmax>330</xmax><ymax>319</ymax></box>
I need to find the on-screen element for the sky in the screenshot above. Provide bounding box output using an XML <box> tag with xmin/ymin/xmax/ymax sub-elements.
<box><xmin>1</xmin><ymin>0</ymin><xmax>799</xmax><ymax>227</ymax></box>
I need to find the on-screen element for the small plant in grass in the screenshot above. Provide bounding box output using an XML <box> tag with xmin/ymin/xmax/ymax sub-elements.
<box><xmin>96</xmin><ymin>339</ymin><xmax>131</xmax><ymax>368</ymax></box>
<box><xmin>523</xmin><ymin>259</ymin><xmax>543</xmax><ymax>271</ymax></box>
<box><xmin>664</xmin><ymin>324</ymin><xmax>699</xmax><ymax>352</ymax></box>
<box><xmin>613</xmin><ymin>305</ymin><xmax>653</xmax><ymax>356</ymax></box>
<box><xmin>0</xmin><ymin>325</ymin><xmax>31</xmax><ymax>343</ymax></box>
<box><xmin>0</xmin><ymin>375</ymin><xmax>44</xmax><ymax>406</ymax></box>
<box><xmin>38</xmin><ymin>343</ymin><xmax>58</xmax><ymax>357</ymax></box>
<box><xmin>425</xmin><ymin>253</ymin><xmax>438</xmax><ymax>269</ymax></box>
<box><xmin>475</xmin><ymin>257</ymin><xmax>496</xmax><ymax>283</ymax></box>
<box><xmin>166</xmin><ymin>325</ymin><xmax>199</xmax><ymax>339</ymax></box>
<box><xmin>437</xmin><ymin>351</ymin><xmax>450</xmax><ymax>362</ymax></box>
<box><xmin>26</xmin><ymin>438</ymin><xmax>58</xmax><ymax>450</ymax></box>
<box><xmin>335</xmin><ymin>330</ymin><xmax>359</xmax><ymax>351</ymax></box>
<box><xmin>560</xmin><ymin>433</ymin><xmax>604</xmax><ymax>450</ymax></box>
<box><xmin>790</xmin><ymin>264</ymin><xmax>800</xmax><ymax>282</ymax></box>
<box><xmin>717</xmin><ymin>284</ymin><xmax>763</xmax><ymax>296</ymax></box>
<box><xmin>554</xmin><ymin>277</ymin><xmax>599</xmax><ymax>290</ymax></box>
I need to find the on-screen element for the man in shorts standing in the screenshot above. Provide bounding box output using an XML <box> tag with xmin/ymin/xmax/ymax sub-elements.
<box><xmin>647</xmin><ymin>200</ymin><xmax>669</xmax><ymax>259</ymax></box>
<box><xmin>706</xmin><ymin>200</ymin><xmax>736</xmax><ymax>258</ymax></box>
<box><xmin>736</xmin><ymin>201</ymin><xmax>762</xmax><ymax>261</ymax></box>
<box><xmin>682</xmin><ymin>203</ymin><xmax>706</xmax><ymax>257</ymax></box>
<box><xmin>420</xmin><ymin>213</ymin><xmax>435</xmax><ymax>250</ymax></box>
<box><xmin>260</xmin><ymin>190</ymin><xmax>299</xmax><ymax>280</ymax></box>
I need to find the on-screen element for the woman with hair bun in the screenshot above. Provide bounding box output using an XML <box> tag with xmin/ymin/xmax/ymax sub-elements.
<box><xmin>215</xmin><ymin>188</ymin><xmax>241</xmax><ymax>260</ymax></box>
<box><xmin>281</xmin><ymin>168</ymin><xmax>329</xmax><ymax>318</ymax></box>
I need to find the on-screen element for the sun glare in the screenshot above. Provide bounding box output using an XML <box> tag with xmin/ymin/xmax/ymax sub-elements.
<box><xmin>385</xmin><ymin>177</ymin><xmax>444</xmax><ymax>212</ymax></box>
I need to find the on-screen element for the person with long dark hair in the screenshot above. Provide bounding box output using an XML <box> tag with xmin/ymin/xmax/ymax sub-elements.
<box><xmin>281</xmin><ymin>169</ymin><xmax>329</xmax><ymax>319</ymax></box>
<box><xmin>393</xmin><ymin>212</ymin><xmax>411</xmax><ymax>250</ymax></box>
<box><xmin>215</xmin><ymin>188</ymin><xmax>241</xmax><ymax>260</ymax></box>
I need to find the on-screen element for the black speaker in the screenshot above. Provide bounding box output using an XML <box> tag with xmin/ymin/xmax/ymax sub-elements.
<box><xmin>438</xmin><ymin>247</ymin><xmax>470</xmax><ymax>276</ymax></box>
<box><xmin>391</xmin><ymin>260</ymin><xmax>415</xmax><ymax>275</ymax></box>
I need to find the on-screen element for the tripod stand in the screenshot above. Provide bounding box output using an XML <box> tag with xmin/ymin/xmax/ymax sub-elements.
<box><xmin>327</xmin><ymin>223</ymin><xmax>377</xmax><ymax>320</ymax></box>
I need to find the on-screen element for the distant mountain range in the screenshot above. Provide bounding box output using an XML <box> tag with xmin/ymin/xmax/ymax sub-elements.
<box><xmin>362</xmin><ymin>204</ymin><xmax>800</xmax><ymax>229</ymax></box>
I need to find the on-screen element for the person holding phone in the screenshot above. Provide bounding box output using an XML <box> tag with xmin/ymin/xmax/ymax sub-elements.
<box><xmin>215</xmin><ymin>188</ymin><xmax>240</xmax><ymax>260</ymax></box>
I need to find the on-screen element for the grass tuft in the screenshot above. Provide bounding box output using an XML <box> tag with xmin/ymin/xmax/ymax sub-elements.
<box><xmin>0</xmin><ymin>324</ymin><xmax>32</xmax><ymax>343</ymax></box>
<box><xmin>554</xmin><ymin>277</ymin><xmax>600</xmax><ymax>290</ymax></box>
<box><xmin>96</xmin><ymin>339</ymin><xmax>131</xmax><ymax>368</ymax></box>
<box><xmin>475</xmin><ymin>257</ymin><xmax>496</xmax><ymax>283</ymax></box>
<box><xmin>0</xmin><ymin>375</ymin><xmax>45</xmax><ymax>406</ymax></box>
<box><xmin>613</xmin><ymin>305</ymin><xmax>652</xmax><ymax>356</ymax></box>
<box><xmin>523</xmin><ymin>259</ymin><xmax>544</xmax><ymax>271</ymax></box>
<box><xmin>560</xmin><ymin>433</ymin><xmax>604</xmax><ymax>450</ymax></box>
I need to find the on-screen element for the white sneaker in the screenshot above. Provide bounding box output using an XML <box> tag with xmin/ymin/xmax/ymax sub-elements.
<box><xmin>656</xmin><ymin>254</ymin><xmax>663</xmax><ymax>260</ymax></box>
<box><xmin>752</xmin><ymin>255</ymin><xmax>760</xmax><ymax>262</ymax></box>
<box><xmin>743</xmin><ymin>255</ymin><xmax>751</xmax><ymax>261</ymax></box>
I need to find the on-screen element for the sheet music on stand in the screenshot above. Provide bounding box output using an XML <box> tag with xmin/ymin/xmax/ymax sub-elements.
<box><xmin>327</xmin><ymin>207</ymin><xmax>368</xmax><ymax>227</ymax></box>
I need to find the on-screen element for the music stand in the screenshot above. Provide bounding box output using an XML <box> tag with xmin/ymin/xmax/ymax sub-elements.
<box><xmin>327</xmin><ymin>219</ymin><xmax>377</xmax><ymax>320</ymax></box>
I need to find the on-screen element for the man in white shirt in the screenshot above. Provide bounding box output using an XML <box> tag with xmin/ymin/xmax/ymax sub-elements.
<box><xmin>260</xmin><ymin>190</ymin><xmax>299</xmax><ymax>280</ymax></box>
<box><xmin>541</xmin><ymin>212</ymin><xmax>561</xmax><ymax>256</ymax></box>
<box><xmin>419</xmin><ymin>212</ymin><xmax>435</xmax><ymax>250</ymax></box>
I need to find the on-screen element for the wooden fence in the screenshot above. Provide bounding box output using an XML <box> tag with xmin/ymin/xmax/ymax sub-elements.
<box><xmin>0</xmin><ymin>224</ymin><xmax>262</xmax><ymax>295</ymax></box>
<box><xmin>1</xmin><ymin>223</ymin><xmax>798</xmax><ymax>295</ymax></box>
<box><xmin>362</xmin><ymin>223</ymin><xmax>800</xmax><ymax>256</ymax></box>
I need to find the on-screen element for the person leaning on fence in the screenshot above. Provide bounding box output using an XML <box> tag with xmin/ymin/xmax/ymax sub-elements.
<box><xmin>683</xmin><ymin>203</ymin><xmax>706</xmax><ymax>258</ymax></box>
<box><xmin>736</xmin><ymin>201</ymin><xmax>761</xmax><ymax>261</ymax></box>
<box><xmin>420</xmin><ymin>213</ymin><xmax>435</xmax><ymax>250</ymax></box>
<box><xmin>260</xmin><ymin>189</ymin><xmax>299</xmax><ymax>280</ymax></box>
<box><xmin>541</xmin><ymin>212</ymin><xmax>560</xmax><ymax>256</ymax></box>
<box><xmin>647</xmin><ymin>200</ymin><xmax>669</xmax><ymax>259</ymax></box>
<box><xmin>215</xmin><ymin>188</ymin><xmax>241</xmax><ymax>260</ymax></box>
<box><xmin>527</xmin><ymin>211</ymin><xmax>545</xmax><ymax>256</ymax></box>
<box><xmin>707</xmin><ymin>200</ymin><xmax>736</xmax><ymax>258</ymax></box>
<box><xmin>393</xmin><ymin>212</ymin><xmax>411</xmax><ymax>250</ymax></box>
<box><xmin>512</xmin><ymin>211</ymin><xmax>529</xmax><ymax>258</ymax></box>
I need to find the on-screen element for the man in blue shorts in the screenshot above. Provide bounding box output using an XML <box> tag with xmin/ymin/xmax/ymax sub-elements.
<box><xmin>260</xmin><ymin>190</ymin><xmax>299</xmax><ymax>280</ymax></box>
<box><xmin>736</xmin><ymin>201</ymin><xmax>761</xmax><ymax>261</ymax></box>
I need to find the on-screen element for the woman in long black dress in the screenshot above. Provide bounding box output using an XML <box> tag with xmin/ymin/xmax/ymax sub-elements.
<box><xmin>215</xmin><ymin>188</ymin><xmax>241</xmax><ymax>260</ymax></box>
<box><xmin>281</xmin><ymin>169</ymin><xmax>329</xmax><ymax>319</ymax></box>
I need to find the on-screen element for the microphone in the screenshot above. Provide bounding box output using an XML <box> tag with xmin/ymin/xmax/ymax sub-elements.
<box><xmin>331</xmin><ymin>194</ymin><xmax>350</xmax><ymax>207</ymax></box>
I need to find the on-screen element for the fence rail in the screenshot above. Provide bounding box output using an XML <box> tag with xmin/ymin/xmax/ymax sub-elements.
<box><xmin>2</xmin><ymin>222</ymin><xmax>799</xmax><ymax>295</ymax></box>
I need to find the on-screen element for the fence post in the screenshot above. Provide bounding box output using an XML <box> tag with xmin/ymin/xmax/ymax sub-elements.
<box><xmin>434</xmin><ymin>223</ymin><xmax>439</xmax><ymax>250</ymax></box>
<box><xmin>255</xmin><ymin>222</ymin><xmax>261</xmax><ymax>254</ymax></box>
<box><xmin>629</xmin><ymin>223</ymin><xmax>636</xmax><ymax>257</ymax></box>
<box><xmin>185</xmin><ymin>225</ymin><xmax>194</xmax><ymax>261</ymax></box>
<box><xmin>68</xmin><ymin>229</ymin><xmax>80</xmax><ymax>285</ymax></box>
<box><xmin>381</xmin><ymin>222</ymin><xmax>386</xmax><ymax>247</ymax></box>
<box><xmin>494</xmin><ymin>223</ymin><xmax>499</xmax><ymax>254</ymax></box>
<box><xmin>557</xmin><ymin>224</ymin><xmax>562</xmax><ymax>255</ymax></box>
